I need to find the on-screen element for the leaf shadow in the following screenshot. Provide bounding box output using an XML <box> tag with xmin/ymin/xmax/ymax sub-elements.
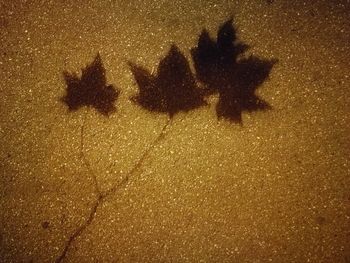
<box><xmin>129</xmin><ymin>45</ymin><xmax>207</xmax><ymax>118</ymax></box>
<box><xmin>61</xmin><ymin>53</ymin><xmax>120</xmax><ymax>116</ymax></box>
<box><xmin>191</xmin><ymin>18</ymin><xmax>277</xmax><ymax>123</ymax></box>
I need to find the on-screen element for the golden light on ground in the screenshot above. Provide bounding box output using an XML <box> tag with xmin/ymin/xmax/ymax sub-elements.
<box><xmin>0</xmin><ymin>1</ymin><xmax>349</xmax><ymax>262</ymax></box>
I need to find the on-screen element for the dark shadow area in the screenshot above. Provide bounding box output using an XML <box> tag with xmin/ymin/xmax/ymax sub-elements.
<box><xmin>129</xmin><ymin>45</ymin><xmax>206</xmax><ymax>118</ymax></box>
<box><xmin>61</xmin><ymin>53</ymin><xmax>120</xmax><ymax>116</ymax></box>
<box><xmin>191</xmin><ymin>18</ymin><xmax>277</xmax><ymax>123</ymax></box>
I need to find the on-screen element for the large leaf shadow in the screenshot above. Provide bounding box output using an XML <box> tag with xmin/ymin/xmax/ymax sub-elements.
<box><xmin>129</xmin><ymin>45</ymin><xmax>207</xmax><ymax>118</ymax></box>
<box><xmin>191</xmin><ymin>19</ymin><xmax>277</xmax><ymax>123</ymax></box>
<box><xmin>61</xmin><ymin>53</ymin><xmax>120</xmax><ymax>116</ymax></box>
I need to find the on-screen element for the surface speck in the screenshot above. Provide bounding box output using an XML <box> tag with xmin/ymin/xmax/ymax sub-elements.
<box><xmin>0</xmin><ymin>1</ymin><xmax>349</xmax><ymax>263</ymax></box>
<box><xmin>41</xmin><ymin>221</ymin><xmax>50</xmax><ymax>229</ymax></box>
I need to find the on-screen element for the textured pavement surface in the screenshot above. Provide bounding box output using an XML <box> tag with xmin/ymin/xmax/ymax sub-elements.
<box><xmin>1</xmin><ymin>0</ymin><xmax>350</xmax><ymax>262</ymax></box>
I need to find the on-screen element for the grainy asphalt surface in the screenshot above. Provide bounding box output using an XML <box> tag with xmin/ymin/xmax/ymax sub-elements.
<box><xmin>1</xmin><ymin>0</ymin><xmax>349</xmax><ymax>262</ymax></box>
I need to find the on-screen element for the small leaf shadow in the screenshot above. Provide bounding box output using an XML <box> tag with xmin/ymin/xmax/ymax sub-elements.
<box><xmin>129</xmin><ymin>45</ymin><xmax>207</xmax><ymax>118</ymax></box>
<box><xmin>61</xmin><ymin>53</ymin><xmax>120</xmax><ymax>116</ymax></box>
<box><xmin>191</xmin><ymin>18</ymin><xmax>277</xmax><ymax>123</ymax></box>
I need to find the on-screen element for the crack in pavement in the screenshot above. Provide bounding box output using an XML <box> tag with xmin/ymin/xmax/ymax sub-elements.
<box><xmin>55</xmin><ymin>117</ymin><xmax>172</xmax><ymax>262</ymax></box>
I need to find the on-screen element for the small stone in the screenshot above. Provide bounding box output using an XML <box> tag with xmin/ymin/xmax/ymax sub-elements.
<box><xmin>41</xmin><ymin>221</ymin><xmax>50</xmax><ymax>229</ymax></box>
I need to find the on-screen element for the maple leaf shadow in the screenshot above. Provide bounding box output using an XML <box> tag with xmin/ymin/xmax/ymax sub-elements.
<box><xmin>191</xmin><ymin>18</ymin><xmax>277</xmax><ymax>123</ymax></box>
<box><xmin>61</xmin><ymin>53</ymin><xmax>120</xmax><ymax>116</ymax></box>
<box><xmin>129</xmin><ymin>45</ymin><xmax>206</xmax><ymax>118</ymax></box>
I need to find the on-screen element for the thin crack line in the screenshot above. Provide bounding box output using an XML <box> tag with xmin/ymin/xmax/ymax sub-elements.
<box><xmin>81</xmin><ymin>154</ymin><xmax>102</xmax><ymax>197</ymax></box>
<box><xmin>55</xmin><ymin>196</ymin><xmax>102</xmax><ymax>263</ymax></box>
<box><xmin>102</xmin><ymin>117</ymin><xmax>172</xmax><ymax>198</ymax></box>
<box><xmin>80</xmin><ymin>111</ymin><xmax>102</xmax><ymax>196</ymax></box>
<box><xmin>55</xmin><ymin>111</ymin><xmax>102</xmax><ymax>263</ymax></box>
<box><xmin>55</xmin><ymin>117</ymin><xmax>172</xmax><ymax>263</ymax></box>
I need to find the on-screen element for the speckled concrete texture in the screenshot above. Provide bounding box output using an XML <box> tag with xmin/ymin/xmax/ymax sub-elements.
<box><xmin>0</xmin><ymin>0</ymin><xmax>349</xmax><ymax>262</ymax></box>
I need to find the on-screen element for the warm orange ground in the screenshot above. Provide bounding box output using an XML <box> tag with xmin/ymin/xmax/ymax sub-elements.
<box><xmin>0</xmin><ymin>1</ymin><xmax>349</xmax><ymax>262</ymax></box>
